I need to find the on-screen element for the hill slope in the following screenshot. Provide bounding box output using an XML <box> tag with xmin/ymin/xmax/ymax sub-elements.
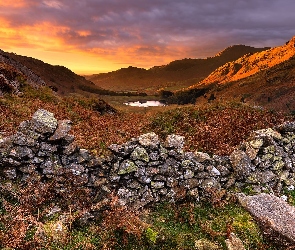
<box><xmin>195</xmin><ymin>36</ymin><xmax>295</xmax><ymax>87</ymax></box>
<box><xmin>5</xmin><ymin>51</ymin><xmax>106</xmax><ymax>96</ymax></box>
<box><xmin>182</xmin><ymin>36</ymin><xmax>295</xmax><ymax>112</ymax></box>
<box><xmin>87</xmin><ymin>45</ymin><xmax>268</xmax><ymax>94</ymax></box>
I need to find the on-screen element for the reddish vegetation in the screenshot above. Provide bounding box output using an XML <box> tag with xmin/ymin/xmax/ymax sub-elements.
<box><xmin>148</xmin><ymin>104</ymin><xmax>289</xmax><ymax>155</ymax></box>
<box><xmin>0</xmin><ymin>91</ymin><xmax>150</xmax><ymax>155</ymax></box>
<box><xmin>0</xmin><ymin>89</ymin><xmax>290</xmax><ymax>156</ymax></box>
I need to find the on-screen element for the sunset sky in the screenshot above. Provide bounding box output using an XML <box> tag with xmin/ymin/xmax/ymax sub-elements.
<box><xmin>1</xmin><ymin>0</ymin><xmax>295</xmax><ymax>74</ymax></box>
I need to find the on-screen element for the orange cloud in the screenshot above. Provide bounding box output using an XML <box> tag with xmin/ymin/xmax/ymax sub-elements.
<box><xmin>77</xmin><ymin>30</ymin><xmax>92</xmax><ymax>37</ymax></box>
<box><xmin>0</xmin><ymin>18</ymin><xmax>71</xmax><ymax>51</ymax></box>
<box><xmin>0</xmin><ymin>0</ymin><xmax>27</xmax><ymax>8</ymax></box>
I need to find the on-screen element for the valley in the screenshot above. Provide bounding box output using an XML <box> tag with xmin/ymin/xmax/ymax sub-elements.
<box><xmin>1</xmin><ymin>36</ymin><xmax>295</xmax><ymax>250</ymax></box>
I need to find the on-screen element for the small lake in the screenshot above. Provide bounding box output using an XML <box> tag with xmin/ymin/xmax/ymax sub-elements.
<box><xmin>124</xmin><ymin>101</ymin><xmax>166</xmax><ymax>107</ymax></box>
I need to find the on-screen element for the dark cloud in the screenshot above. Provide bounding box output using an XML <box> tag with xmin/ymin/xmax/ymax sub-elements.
<box><xmin>1</xmin><ymin>0</ymin><xmax>295</xmax><ymax>67</ymax></box>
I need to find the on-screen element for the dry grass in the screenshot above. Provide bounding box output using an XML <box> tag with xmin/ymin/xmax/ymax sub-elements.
<box><xmin>0</xmin><ymin>86</ymin><xmax>291</xmax><ymax>157</ymax></box>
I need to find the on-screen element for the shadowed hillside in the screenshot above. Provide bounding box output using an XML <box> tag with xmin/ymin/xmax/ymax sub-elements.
<box><xmin>1</xmin><ymin>50</ymin><xmax>146</xmax><ymax>97</ymax></box>
<box><xmin>5</xmin><ymin>51</ymin><xmax>111</xmax><ymax>96</ymax></box>
<box><xmin>87</xmin><ymin>45</ymin><xmax>268</xmax><ymax>94</ymax></box>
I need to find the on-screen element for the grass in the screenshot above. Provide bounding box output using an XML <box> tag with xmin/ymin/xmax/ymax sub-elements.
<box><xmin>0</xmin><ymin>85</ymin><xmax>294</xmax><ymax>249</ymax></box>
<box><xmin>0</xmin><ymin>180</ymin><xmax>279</xmax><ymax>249</ymax></box>
<box><xmin>146</xmin><ymin>201</ymin><xmax>271</xmax><ymax>249</ymax></box>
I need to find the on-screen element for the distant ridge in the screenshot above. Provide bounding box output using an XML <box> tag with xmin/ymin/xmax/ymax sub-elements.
<box><xmin>193</xmin><ymin>36</ymin><xmax>295</xmax><ymax>87</ymax></box>
<box><xmin>87</xmin><ymin>45</ymin><xmax>268</xmax><ymax>94</ymax></box>
<box><xmin>182</xmin><ymin>36</ymin><xmax>295</xmax><ymax>112</ymax></box>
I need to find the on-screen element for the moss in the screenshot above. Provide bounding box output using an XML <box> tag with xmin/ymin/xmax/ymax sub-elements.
<box><xmin>146</xmin><ymin>201</ymin><xmax>270</xmax><ymax>249</ymax></box>
<box><xmin>118</xmin><ymin>160</ymin><xmax>138</xmax><ymax>175</ymax></box>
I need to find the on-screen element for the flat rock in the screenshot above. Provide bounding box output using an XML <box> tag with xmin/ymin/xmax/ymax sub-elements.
<box><xmin>238</xmin><ymin>193</ymin><xmax>295</xmax><ymax>246</ymax></box>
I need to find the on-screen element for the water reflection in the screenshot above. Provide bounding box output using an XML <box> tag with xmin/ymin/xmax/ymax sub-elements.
<box><xmin>124</xmin><ymin>101</ymin><xmax>166</xmax><ymax>107</ymax></box>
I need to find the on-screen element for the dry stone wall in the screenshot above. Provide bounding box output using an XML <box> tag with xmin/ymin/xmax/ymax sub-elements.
<box><xmin>1</xmin><ymin>109</ymin><xmax>295</xmax><ymax>209</ymax></box>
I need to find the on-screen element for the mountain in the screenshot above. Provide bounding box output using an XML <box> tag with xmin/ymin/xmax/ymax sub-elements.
<box><xmin>4</xmin><ymin>51</ymin><xmax>108</xmax><ymax>96</ymax></box>
<box><xmin>182</xmin><ymin>36</ymin><xmax>295</xmax><ymax>112</ymax></box>
<box><xmin>194</xmin><ymin>37</ymin><xmax>295</xmax><ymax>87</ymax></box>
<box><xmin>0</xmin><ymin>49</ymin><xmax>46</xmax><ymax>95</ymax></box>
<box><xmin>87</xmin><ymin>45</ymin><xmax>269</xmax><ymax>94</ymax></box>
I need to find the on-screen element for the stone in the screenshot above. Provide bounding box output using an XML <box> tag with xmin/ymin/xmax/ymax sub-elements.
<box><xmin>38</xmin><ymin>142</ymin><xmax>57</xmax><ymax>157</ymax></box>
<box><xmin>159</xmin><ymin>161</ymin><xmax>178</xmax><ymax>176</ymax></box>
<box><xmin>12</xmin><ymin>131</ymin><xmax>38</xmax><ymax>147</ymax></box>
<box><xmin>245</xmin><ymin>138</ymin><xmax>263</xmax><ymax>160</ymax></box>
<box><xmin>230</xmin><ymin>150</ymin><xmax>253</xmax><ymax>180</ymax></box>
<box><xmin>273</xmin><ymin>159</ymin><xmax>285</xmax><ymax>171</ymax></box>
<box><xmin>225</xmin><ymin>233</ymin><xmax>246</xmax><ymax>250</ymax></box>
<box><xmin>31</xmin><ymin>109</ymin><xmax>58</xmax><ymax>134</ymax></box>
<box><xmin>185</xmin><ymin>178</ymin><xmax>201</xmax><ymax>189</ymax></box>
<box><xmin>118</xmin><ymin>160</ymin><xmax>138</xmax><ymax>175</ymax></box>
<box><xmin>215</xmin><ymin>165</ymin><xmax>230</xmax><ymax>176</ymax></box>
<box><xmin>195</xmin><ymin>239</ymin><xmax>221</xmax><ymax>250</ymax></box>
<box><xmin>275</xmin><ymin>122</ymin><xmax>295</xmax><ymax>133</ymax></box>
<box><xmin>138</xmin><ymin>176</ymin><xmax>151</xmax><ymax>184</ymax></box>
<box><xmin>138</xmin><ymin>132</ymin><xmax>160</xmax><ymax>148</ymax></box>
<box><xmin>166</xmin><ymin>177</ymin><xmax>178</xmax><ymax>187</ymax></box>
<box><xmin>238</xmin><ymin>193</ymin><xmax>295</xmax><ymax>246</ymax></box>
<box><xmin>19</xmin><ymin>164</ymin><xmax>37</xmax><ymax>174</ymax></box>
<box><xmin>131</xmin><ymin>147</ymin><xmax>149</xmax><ymax>162</ymax></box>
<box><xmin>9</xmin><ymin>146</ymin><xmax>34</xmax><ymax>159</ymax></box>
<box><xmin>165</xmin><ymin>134</ymin><xmax>185</xmax><ymax>149</ymax></box>
<box><xmin>159</xmin><ymin>145</ymin><xmax>168</xmax><ymax>160</ymax></box>
<box><xmin>184</xmin><ymin>169</ymin><xmax>194</xmax><ymax>179</ymax></box>
<box><xmin>63</xmin><ymin>142</ymin><xmax>79</xmax><ymax>155</ymax></box>
<box><xmin>254</xmin><ymin>128</ymin><xmax>282</xmax><ymax>141</ymax></box>
<box><xmin>194</xmin><ymin>151</ymin><xmax>212</xmax><ymax>163</ymax></box>
<box><xmin>127</xmin><ymin>180</ymin><xmax>141</xmax><ymax>189</ymax></box>
<box><xmin>151</xmin><ymin>181</ymin><xmax>165</xmax><ymax>189</ymax></box>
<box><xmin>108</xmin><ymin>143</ymin><xmax>135</xmax><ymax>157</ymax></box>
<box><xmin>246</xmin><ymin>170</ymin><xmax>276</xmax><ymax>184</ymax></box>
<box><xmin>181</xmin><ymin>159</ymin><xmax>194</xmax><ymax>169</ymax></box>
<box><xmin>49</xmin><ymin>120</ymin><xmax>72</xmax><ymax>141</ymax></box>
<box><xmin>2</xmin><ymin>157</ymin><xmax>21</xmax><ymax>167</ymax></box>
<box><xmin>2</xmin><ymin>167</ymin><xmax>17</xmax><ymax>179</ymax></box>
<box><xmin>77</xmin><ymin>149</ymin><xmax>91</xmax><ymax>163</ymax></box>
<box><xmin>148</xmin><ymin>161</ymin><xmax>161</xmax><ymax>167</ymax></box>
<box><xmin>68</xmin><ymin>163</ymin><xmax>85</xmax><ymax>176</ymax></box>
<box><xmin>207</xmin><ymin>166</ymin><xmax>221</xmax><ymax>176</ymax></box>
<box><xmin>145</xmin><ymin>167</ymin><xmax>159</xmax><ymax>176</ymax></box>
<box><xmin>201</xmin><ymin>178</ymin><xmax>220</xmax><ymax>190</ymax></box>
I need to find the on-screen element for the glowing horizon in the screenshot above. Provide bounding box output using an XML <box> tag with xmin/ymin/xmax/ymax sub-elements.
<box><xmin>1</xmin><ymin>0</ymin><xmax>295</xmax><ymax>74</ymax></box>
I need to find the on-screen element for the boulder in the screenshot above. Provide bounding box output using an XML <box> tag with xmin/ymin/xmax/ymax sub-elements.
<box><xmin>238</xmin><ymin>193</ymin><xmax>295</xmax><ymax>246</ymax></box>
